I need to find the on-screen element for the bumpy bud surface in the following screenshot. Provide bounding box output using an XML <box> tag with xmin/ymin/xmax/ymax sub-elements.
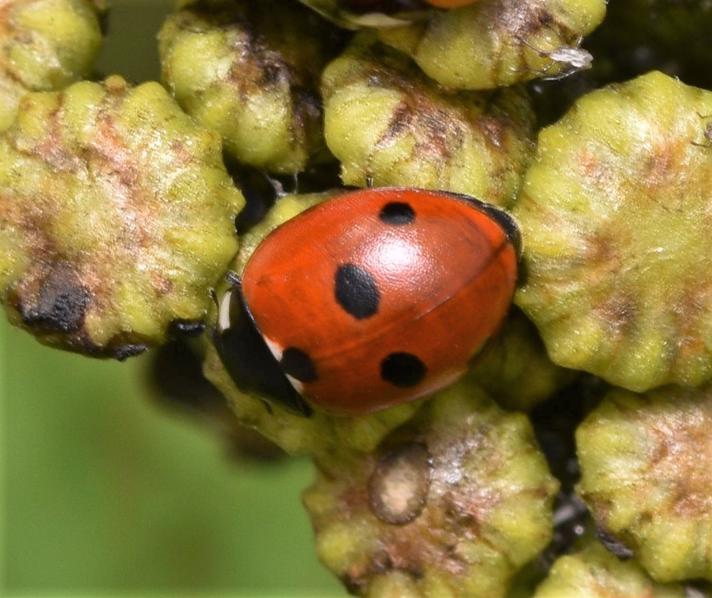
<box><xmin>322</xmin><ymin>35</ymin><xmax>535</xmax><ymax>207</ymax></box>
<box><xmin>515</xmin><ymin>72</ymin><xmax>712</xmax><ymax>392</ymax></box>
<box><xmin>303</xmin><ymin>381</ymin><xmax>558</xmax><ymax>597</ymax></box>
<box><xmin>533</xmin><ymin>540</ymin><xmax>686</xmax><ymax>597</ymax></box>
<box><xmin>0</xmin><ymin>0</ymin><xmax>104</xmax><ymax>131</ymax></box>
<box><xmin>577</xmin><ymin>385</ymin><xmax>712</xmax><ymax>582</ymax></box>
<box><xmin>0</xmin><ymin>76</ymin><xmax>244</xmax><ymax>357</ymax></box>
<box><xmin>469</xmin><ymin>309</ymin><xmax>576</xmax><ymax>411</ymax></box>
<box><xmin>159</xmin><ymin>0</ymin><xmax>336</xmax><ymax>174</ymax></box>
<box><xmin>377</xmin><ymin>0</ymin><xmax>606</xmax><ymax>90</ymax></box>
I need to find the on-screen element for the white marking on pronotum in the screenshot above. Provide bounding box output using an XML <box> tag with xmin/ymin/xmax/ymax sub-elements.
<box><xmin>218</xmin><ymin>290</ymin><xmax>232</xmax><ymax>332</ymax></box>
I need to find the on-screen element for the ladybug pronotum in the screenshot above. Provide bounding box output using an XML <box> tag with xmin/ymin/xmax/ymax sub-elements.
<box><xmin>215</xmin><ymin>187</ymin><xmax>520</xmax><ymax>416</ymax></box>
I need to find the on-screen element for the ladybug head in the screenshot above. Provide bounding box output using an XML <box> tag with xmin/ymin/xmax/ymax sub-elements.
<box><xmin>213</xmin><ymin>277</ymin><xmax>313</xmax><ymax>417</ymax></box>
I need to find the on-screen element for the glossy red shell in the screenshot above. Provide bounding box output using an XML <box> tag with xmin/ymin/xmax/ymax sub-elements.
<box><xmin>241</xmin><ymin>187</ymin><xmax>518</xmax><ymax>415</ymax></box>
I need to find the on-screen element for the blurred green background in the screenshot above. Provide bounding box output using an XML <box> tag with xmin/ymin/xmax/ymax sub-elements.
<box><xmin>0</xmin><ymin>0</ymin><xmax>343</xmax><ymax>595</ymax></box>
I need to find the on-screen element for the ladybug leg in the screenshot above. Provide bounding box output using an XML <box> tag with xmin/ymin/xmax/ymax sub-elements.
<box><xmin>213</xmin><ymin>279</ymin><xmax>313</xmax><ymax>417</ymax></box>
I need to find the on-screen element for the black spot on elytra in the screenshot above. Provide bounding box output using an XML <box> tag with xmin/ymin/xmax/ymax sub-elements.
<box><xmin>380</xmin><ymin>352</ymin><xmax>426</xmax><ymax>388</ymax></box>
<box><xmin>334</xmin><ymin>264</ymin><xmax>380</xmax><ymax>319</ymax></box>
<box><xmin>281</xmin><ymin>347</ymin><xmax>318</xmax><ymax>383</ymax></box>
<box><xmin>379</xmin><ymin>201</ymin><xmax>415</xmax><ymax>225</ymax></box>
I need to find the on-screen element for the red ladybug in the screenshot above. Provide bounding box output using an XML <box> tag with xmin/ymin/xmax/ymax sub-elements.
<box><xmin>215</xmin><ymin>188</ymin><xmax>519</xmax><ymax>416</ymax></box>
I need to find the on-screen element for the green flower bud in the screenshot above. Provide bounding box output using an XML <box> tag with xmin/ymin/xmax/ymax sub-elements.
<box><xmin>469</xmin><ymin>309</ymin><xmax>576</xmax><ymax>412</ymax></box>
<box><xmin>322</xmin><ymin>35</ymin><xmax>535</xmax><ymax>207</ymax></box>
<box><xmin>303</xmin><ymin>381</ymin><xmax>558</xmax><ymax>597</ymax></box>
<box><xmin>533</xmin><ymin>540</ymin><xmax>686</xmax><ymax>598</ymax></box>
<box><xmin>577</xmin><ymin>385</ymin><xmax>712</xmax><ymax>582</ymax></box>
<box><xmin>159</xmin><ymin>0</ymin><xmax>337</xmax><ymax>174</ymax></box>
<box><xmin>0</xmin><ymin>0</ymin><xmax>104</xmax><ymax>131</ymax></box>
<box><xmin>0</xmin><ymin>76</ymin><xmax>244</xmax><ymax>357</ymax></box>
<box><xmin>515</xmin><ymin>72</ymin><xmax>712</xmax><ymax>392</ymax></box>
<box><xmin>377</xmin><ymin>0</ymin><xmax>606</xmax><ymax>90</ymax></box>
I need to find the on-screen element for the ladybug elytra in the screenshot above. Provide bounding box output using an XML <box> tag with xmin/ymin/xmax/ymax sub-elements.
<box><xmin>215</xmin><ymin>188</ymin><xmax>520</xmax><ymax>416</ymax></box>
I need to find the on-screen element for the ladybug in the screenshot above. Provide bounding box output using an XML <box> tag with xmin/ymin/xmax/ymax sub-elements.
<box><xmin>215</xmin><ymin>187</ymin><xmax>520</xmax><ymax>416</ymax></box>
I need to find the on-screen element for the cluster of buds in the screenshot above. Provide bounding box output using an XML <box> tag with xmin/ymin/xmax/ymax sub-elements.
<box><xmin>2</xmin><ymin>0</ymin><xmax>712</xmax><ymax>596</ymax></box>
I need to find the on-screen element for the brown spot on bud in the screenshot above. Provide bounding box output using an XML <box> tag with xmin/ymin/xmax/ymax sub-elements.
<box><xmin>368</xmin><ymin>442</ymin><xmax>431</xmax><ymax>525</ymax></box>
<box><xmin>17</xmin><ymin>261</ymin><xmax>90</xmax><ymax>333</ymax></box>
<box><xmin>111</xmin><ymin>343</ymin><xmax>148</xmax><ymax>361</ymax></box>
